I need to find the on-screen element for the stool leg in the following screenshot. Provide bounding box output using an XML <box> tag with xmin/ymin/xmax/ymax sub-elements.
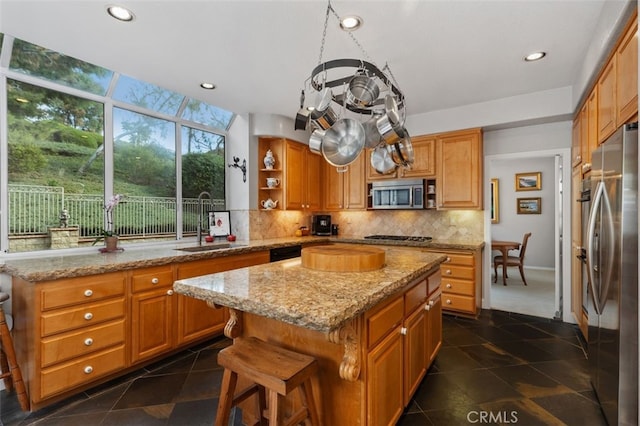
<box><xmin>0</xmin><ymin>346</ymin><xmax>12</xmax><ymax>392</ymax></box>
<box><xmin>267</xmin><ymin>390</ymin><xmax>283</xmax><ymax>425</ymax></box>
<box><xmin>0</xmin><ymin>310</ymin><xmax>29</xmax><ymax>411</ymax></box>
<box><xmin>257</xmin><ymin>386</ymin><xmax>267</xmax><ymax>426</ymax></box>
<box><xmin>215</xmin><ymin>369</ymin><xmax>238</xmax><ymax>426</ymax></box>
<box><xmin>300</xmin><ymin>379</ymin><xmax>320</xmax><ymax>426</ymax></box>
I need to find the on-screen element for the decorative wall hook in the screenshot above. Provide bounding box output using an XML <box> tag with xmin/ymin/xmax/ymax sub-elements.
<box><xmin>228</xmin><ymin>156</ymin><xmax>247</xmax><ymax>182</ymax></box>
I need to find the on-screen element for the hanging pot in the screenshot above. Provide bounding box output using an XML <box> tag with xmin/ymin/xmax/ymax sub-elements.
<box><xmin>310</xmin><ymin>89</ymin><xmax>338</xmax><ymax>130</ymax></box>
<box><xmin>370</xmin><ymin>143</ymin><xmax>397</xmax><ymax>175</ymax></box>
<box><xmin>346</xmin><ymin>74</ymin><xmax>380</xmax><ymax>107</ymax></box>
<box><xmin>387</xmin><ymin>142</ymin><xmax>404</xmax><ymax>166</ymax></box>
<box><xmin>294</xmin><ymin>108</ymin><xmax>310</xmax><ymax>131</ymax></box>
<box><xmin>377</xmin><ymin>95</ymin><xmax>405</xmax><ymax>145</ymax></box>
<box><xmin>308</xmin><ymin>129</ymin><xmax>325</xmax><ymax>155</ymax></box>
<box><xmin>396</xmin><ymin>131</ymin><xmax>414</xmax><ymax>166</ymax></box>
<box><xmin>363</xmin><ymin>110</ymin><xmax>384</xmax><ymax>148</ymax></box>
<box><xmin>321</xmin><ymin>118</ymin><xmax>365</xmax><ymax>167</ymax></box>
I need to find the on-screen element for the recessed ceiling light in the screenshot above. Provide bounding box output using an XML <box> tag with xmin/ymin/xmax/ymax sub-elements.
<box><xmin>200</xmin><ymin>82</ymin><xmax>216</xmax><ymax>90</ymax></box>
<box><xmin>524</xmin><ymin>51</ymin><xmax>546</xmax><ymax>62</ymax></box>
<box><xmin>107</xmin><ymin>5</ymin><xmax>135</xmax><ymax>22</ymax></box>
<box><xmin>340</xmin><ymin>15</ymin><xmax>363</xmax><ymax>31</ymax></box>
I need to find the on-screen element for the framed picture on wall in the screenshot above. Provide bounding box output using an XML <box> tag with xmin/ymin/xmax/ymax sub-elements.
<box><xmin>515</xmin><ymin>172</ymin><xmax>542</xmax><ymax>191</ymax></box>
<box><xmin>517</xmin><ymin>197</ymin><xmax>541</xmax><ymax>214</ymax></box>
<box><xmin>209</xmin><ymin>210</ymin><xmax>231</xmax><ymax>236</ymax></box>
<box><xmin>490</xmin><ymin>178</ymin><xmax>499</xmax><ymax>224</ymax></box>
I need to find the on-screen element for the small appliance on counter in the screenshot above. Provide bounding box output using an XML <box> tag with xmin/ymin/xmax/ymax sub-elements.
<box><xmin>331</xmin><ymin>224</ymin><xmax>339</xmax><ymax>236</ymax></box>
<box><xmin>312</xmin><ymin>214</ymin><xmax>332</xmax><ymax>236</ymax></box>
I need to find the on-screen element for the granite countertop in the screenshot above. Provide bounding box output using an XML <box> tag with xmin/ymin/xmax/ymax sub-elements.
<box><xmin>173</xmin><ymin>245</ymin><xmax>446</xmax><ymax>333</ymax></box>
<box><xmin>0</xmin><ymin>235</ymin><xmax>483</xmax><ymax>282</ymax></box>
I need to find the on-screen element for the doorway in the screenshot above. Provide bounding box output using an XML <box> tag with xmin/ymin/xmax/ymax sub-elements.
<box><xmin>483</xmin><ymin>149</ymin><xmax>572</xmax><ymax>322</ymax></box>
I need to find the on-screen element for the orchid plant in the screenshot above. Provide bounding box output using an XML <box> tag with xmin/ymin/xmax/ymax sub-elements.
<box><xmin>93</xmin><ymin>194</ymin><xmax>124</xmax><ymax>245</ymax></box>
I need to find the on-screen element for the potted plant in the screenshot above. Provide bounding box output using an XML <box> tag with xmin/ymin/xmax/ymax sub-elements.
<box><xmin>94</xmin><ymin>194</ymin><xmax>124</xmax><ymax>252</ymax></box>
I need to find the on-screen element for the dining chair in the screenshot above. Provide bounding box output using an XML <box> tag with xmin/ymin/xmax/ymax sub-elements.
<box><xmin>493</xmin><ymin>233</ymin><xmax>532</xmax><ymax>286</ymax></box>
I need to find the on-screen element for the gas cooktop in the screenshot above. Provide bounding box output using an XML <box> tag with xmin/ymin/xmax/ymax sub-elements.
<box><xmin>364</xmin><ymin>235</ymin><xmax>433</xmax><ymax>242</ymax></box>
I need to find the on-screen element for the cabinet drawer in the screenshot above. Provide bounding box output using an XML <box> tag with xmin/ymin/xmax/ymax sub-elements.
<box><xmin>404</xmin><ymin>279</ymin><xmax>427</xmax><ymax>316</ymax></box>
<box><xmin>440</xmin><ymin>264</ymin><xmax>474</xmax><ymax>281</ymax></box>
<box><xmin>428</xmin><ymin>270</ymin><xmax>441</xmax><ymax>296</ymax></box>
<box><xmin>440</xmin><ymin>253</ymin><xmax>474</xmax><ymax>267</ymax></box>
<box><xmin>40</xmin><ymin>273</ymin><xmax>125</xmax><ymax>311</ymax></box>
<box><xmin>41</xmin><ymin>298</ymin><xmax>125</xmax><ymax>337</ymax></box>
<box><xmin>131</xmin><ymin>267</ymin><xmax>174</xmax><ymax>293</ymax></box>
<box><xmin>367</xmin><ymin>296</ymin><xmax>403</xmax><ymax>350</ymax></box>
<box><xmin>442</xmin><ymin>278</ymin><xmax>474</xmax><ymax>296</ymax></box>
<box><xmin>40</xmin><ymin>345</ymin><xmax>126</xmax><ymax>400</ymax></box>
<box><xmin>442</xmin><ymin>294</ymin><xmax>475</xmax><ymax>314</ymax></box>
<box><xmin>41</xmin><ymin>319</ymin><xmax>126</xmax><ymax>368</ymax></box>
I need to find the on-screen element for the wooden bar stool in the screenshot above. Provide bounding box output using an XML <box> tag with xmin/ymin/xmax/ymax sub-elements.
<box><xmin>215</xmin><ymin>337</ymin><xmax>320</xmax><ymax>426</ymax></box>
<box><xmin>0</xmin><ymin>292</ymin><xmax>30</xmax><ymax>411</ymax></box>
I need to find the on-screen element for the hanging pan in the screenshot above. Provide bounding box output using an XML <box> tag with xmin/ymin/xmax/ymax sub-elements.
<box><xmin>321</xmin><ymin>118</ymin><xmax>365</xmax><ymax>167</ymax></box>
<box><xmin>310</xmin><ymin>88</ymin><xmax>338</xmax><ymax>130</ymax></box>
<box><xmin>370</xmin><ymin>143</ymin><xmax>397</xmax><ymax>175</ymax></box>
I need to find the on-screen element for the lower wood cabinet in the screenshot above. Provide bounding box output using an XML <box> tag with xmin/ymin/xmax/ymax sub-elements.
<box><xmin>12</xmin><ymin>250</ymin><xmax>270</xmax><ymax>410</ymax></box>
<box><xmin>365</xmin><ymin>271</ymin><xmax>442</xmax><ymax>426</ymax></box>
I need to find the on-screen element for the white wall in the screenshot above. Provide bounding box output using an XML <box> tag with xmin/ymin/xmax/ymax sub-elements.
<box><xmin>490</xmin><ymin>156</ymin><xmax>556</xmax><ymax>269</ymax></box>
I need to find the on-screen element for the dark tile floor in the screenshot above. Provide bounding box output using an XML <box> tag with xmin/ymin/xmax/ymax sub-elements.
<box><xmin>1</xmin><ymin>309</ymin><xmax>607</xmax><ymax>425</ymax></box>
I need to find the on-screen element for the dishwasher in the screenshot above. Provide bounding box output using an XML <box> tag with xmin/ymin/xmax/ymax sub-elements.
<box><xmin>269</xmin><ymin>245</ymin><xmax>302</xmax><ymax>262</ymax></box>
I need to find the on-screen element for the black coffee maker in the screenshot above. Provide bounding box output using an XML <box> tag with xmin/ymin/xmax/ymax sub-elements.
<box><xmin>312</xmin><ymin>215</ymin><xmax>331</xmax><ymax>236</ymax></box>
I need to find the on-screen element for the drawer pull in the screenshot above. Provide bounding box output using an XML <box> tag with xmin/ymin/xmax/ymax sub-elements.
<box><xmin>429</xmin><ymin>300</ymin><xmax>435</xmax><ymax>306</ymax></box>
<box><xmin>151</xmin><ymin>277</ymin><xmax>159</xmax><ymax>284</ymax></box>
<box><xmin>446</xmin><ymin>299</ymin><xmax>452</xmax><ymax>305</ymax></box>
<box><xmin>400</xmin><ymin>327</ymin><xmax>407</xmax><ymax>336</ymax></box>
<box><xmin>446</xmin><ymin>283</ymin><xmax>452</xmax><ymax>289</ymax></box>
<box><xmin>84</xmin><ymin>338</ymin><xmax>94</xmax><ymax>346</ymax></box>
<box><xmin>84</xmin><ymin>289</ymin><xmax>93</xmax><ymax>297</ymax></box>
<box><xmin>84</xmin><ymin>312</ymin><xmax>93</xmax><ymax>321</ymax></box>
<box><xmin>84</xmin><ymin>366</ymin><xmax>93</xmax><ymax>374</ymax></box>
<box><xmin>445</xmin><ymin>257</ymin><xmax>451</xmax><ymax>262</ymax></box>
<box><xmin>425</xmin><ymin>304</ymin><xmax>431</xmax><ymax>311</ymax></box>
<box><xmin>445</xmin><ymin>270</ymin><xmax>452</xmax><ymax>275</ymax></box>
<box><xmin>166</xmin><ymin>289</ymin><xmax>174</xmax><ymax>296</ymax></box>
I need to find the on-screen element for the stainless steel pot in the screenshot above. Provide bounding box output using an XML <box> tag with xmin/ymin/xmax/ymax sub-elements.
<box><xmin>294</xmin><ymin>108</ymin><xmax>310</xmax><ymax>131</ymax></box>
<box><xmin>377</xmin><ymin>95</ymin><xmax>405</xmax><ymax>145</ymax></box>
<box><xmin>370</xmin><ymin>143</ymin><xmax>397</xmax><ymax>174</ymax></box>
<box><xmin>308</xmin><ymin>129</ymin><xmax>325</xmax><ymax>155</ymax></box>
<box><xmin>346</xmin><ymin>75</ymin><xmax>380</xmax><ymax>107</ymax></box>
<box><xmin>310</xmin><ymin>88</ymin><xmax>338</xmax><ymax>130</ymax></box>
<box><xmin>397</xmin><ymin>131</ymin><xmax>414</xmax><ymax>166</ymax></box>
<box><xmin>321</xmin><ymin>118</ymin><xmax>365</xmax><ymax>167</ymax></box>
<box><xmin>363</xmin><ymin>110</ymin><xmax>384</xmax><ymax>148</ymax></box>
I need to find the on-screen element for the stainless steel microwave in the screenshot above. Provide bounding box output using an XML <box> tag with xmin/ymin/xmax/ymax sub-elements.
<box><xmin>370</xmin><ymin>179</ymin><xmax>425</xmax><ymax>209</ymax></box>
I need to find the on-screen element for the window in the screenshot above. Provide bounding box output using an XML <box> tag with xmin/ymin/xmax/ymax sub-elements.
<box><xmin>182</xmin><ymin>98</ymin><xmax>235</xmax><ymax>130</ymax></box>
<box><xmin>113</xmin><ymin>75</ymin><xmax>183</xmax><ymax>116</ymax></box>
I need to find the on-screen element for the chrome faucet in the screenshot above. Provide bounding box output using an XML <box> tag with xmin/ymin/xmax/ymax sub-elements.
<box><xmin>197</xmin><ymin>191</ymin><xmax>212</xmax><ymax>245</ymax></box>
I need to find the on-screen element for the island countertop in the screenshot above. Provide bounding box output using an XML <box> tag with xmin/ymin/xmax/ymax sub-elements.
<box><xmin>173</xmin><ymin>244</ymin><xmax>446</xmax><ymax>333</ymax></box>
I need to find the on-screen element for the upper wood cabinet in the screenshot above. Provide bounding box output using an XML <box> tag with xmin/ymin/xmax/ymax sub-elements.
<box><xmin>571</xmin><ymin>113</ymin><xmax>582</xmax><ymax>168</ymax></box>
<box><xmin>323</xmin><ymin>152</ymin><xmax>366</xmax><ymax>210</ymax></box>
<box><xmin>400</xmin><ymin>136</ymin><xmax>436</xmax><ymax>179</ymax></box>
<box><xmin>436</xmin><ymin>128</ymin><xmax>483</xmax><ymax>210</ymax></box>
<box><xmin>597</xmin><ymin>58</ymin><xmax>617</xmax><ymax>143</ymax></box>
<box><xmin>616</xmin><ymin>15</ymin><xmax>638</xmax><ymax>125</ymax></box>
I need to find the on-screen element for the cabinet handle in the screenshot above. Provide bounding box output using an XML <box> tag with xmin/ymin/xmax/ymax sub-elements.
<box><xmin>446</xmin><ymin>299</ymin><xmax>452</xmax><ymax>305</ymax></box>
<box><xmin>84</xmin><ymin>338</ymin><xmax>93</xmax><ymax>346</ymax></box>
<box><xmin>446</xmin><ymin>283</ymin><xmax>452</xmax><ymax>289</ymax></box>
<box><xmin>445</xmin><ymin>257</ymin><xmax>451</xmax><ymax>262</ymax></box>
<box><xmin>167</xmin><ymin>289</ymin><xmax>174</xmax><ymax>296</ymax></box>
<box><xmin>400</xmin><ymin>327</ymin><xmax>407</xmax><ymax>335</ymax></box>
<box><xmin>151</xmin><ymin>277</ymin><xmax>159</xmax><ymax>284</ymax></box>
<box><xmin>84</xmin><ymin>289</ymin><xmax>93</xmax><ymax>297</ymax></box>
<box><xmin>445</xmin><ymin>269</ymin><xmax>452</xmax><ymax>275</ymax></box>
<box><xmin>84</xmin><ymin>366</ymin><xmax>93</xmax><ymax>374</ymax></box>
<box><xmin>425</xmin><ymin>304</ymin><xmax>431</xmax><ymax>311</ymax></box>
<box><xmin>84</xmin><ymin>312</ymin><xmax>93</xmax><ymax>321</ymax></box>
<box><xmin>429</xmin><ymin>300</ymin><xmax>435</xmax><ymax>306</ymax></box>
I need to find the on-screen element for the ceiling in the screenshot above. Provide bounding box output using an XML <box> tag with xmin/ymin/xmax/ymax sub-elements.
<box><xmin>0</xmin><ymin>1</ymin><xmax>618</xmax><ymax>122</ymax></box>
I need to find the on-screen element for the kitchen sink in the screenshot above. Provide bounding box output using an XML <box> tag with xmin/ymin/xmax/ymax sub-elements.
<box><xmin>176</xmin><ymin>243</ymin><xmax>245</xmax><ymax>252</ymax></box>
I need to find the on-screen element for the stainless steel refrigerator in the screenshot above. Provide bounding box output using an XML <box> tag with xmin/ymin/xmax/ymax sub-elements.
<box><xmin>586</xmin><ymin>122</ymin><xmax>638</xmax><ymax>425</ymax></box>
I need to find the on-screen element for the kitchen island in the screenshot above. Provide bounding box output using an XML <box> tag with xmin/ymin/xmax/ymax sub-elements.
<box><xmin>174</xmin><ymin>244</ymin><xmax>446</xmax><ymax>426</ymax></box>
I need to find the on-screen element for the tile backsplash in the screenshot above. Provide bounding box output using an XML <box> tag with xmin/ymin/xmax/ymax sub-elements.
<box><xmin>240</xmin><ymin>209</ymin><xmax>484</xmax><ymax>241</ymax></box>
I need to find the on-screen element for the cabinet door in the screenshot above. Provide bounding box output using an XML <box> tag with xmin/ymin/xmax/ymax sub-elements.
<box><xmin>426</xmin><ymin>290</ymin><xmax>442</xmax><ymax>365</ymax></box>
<box><xmin>367</xmin><ymin>327</ymin><xmax>404</xmax><ymax>426</ymax></box>
<box><xmin>365</xmin><ymin>148</ymin><xmax>398</xmax><ymax>181</ymax></box>
<box><xmin>400</xmin><ymin>136</ymin><xmax>436</xmax><ymax>178</ymax></box>
<box><xmin>305</xmin><ymin>149</ymin><xmax>322</xmax><ymax>210</ymax></box>
<box><xmin>579</xmin><ymin>104</ymin><xmax>588</xmax><ymax>169</ymax></box>
<box><xmin>572</xmin><ymin>116</ymin><xmax>582</xmax><ymax>168</ymax></box>
<box><xmin>323</xmin><ymin>161</ymin><xmax>344</xmax><ymax>210</ymax></box>
<box><xmin>403</xmin><ymin>306</ymin><xmax>427</xmax><ymax>406</ymax></box>
<box><xmin>587</xmin><ymin>89</ymin><xmax>599</xmax><ymax>166</ymax></box>
<box><xmin>437</xmin><ymin>129</ymin><xmax>482</xmax><ymax>209</ymax></box>
<box><xmin>597</xmin><ymin>59</ymin><xmax>616</xmax><ymax>143</ymax></box>
<box><xmin>616</xmin><ymin>16</ymin><xmax>638</xmax><ymax>125</ymax></box>
<box><xmin>131</xmin><ymin>287</ymin><xmax>174</xmax><ymax>363</ymax></box>
<box><xmin>285</xmin><ymin>141</ymin><xmax>305</xmax><ymax>210</ymax></box>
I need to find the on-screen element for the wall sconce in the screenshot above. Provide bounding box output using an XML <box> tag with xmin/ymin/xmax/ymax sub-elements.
<box><xmin>228</xmin><ymin>156</ymin><xmax>247</xmax><ymax>182</ymax></box>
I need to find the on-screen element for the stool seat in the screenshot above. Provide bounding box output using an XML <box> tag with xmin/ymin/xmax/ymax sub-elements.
<box><xmin>216</xmin><ymin>337</ymin><xmax>320</xmax><ymax>426</ymax></box>
<box><xmin>0</xmin><ymin>292</ymin><xmax>30</xmax><ymax>411</ymax></box>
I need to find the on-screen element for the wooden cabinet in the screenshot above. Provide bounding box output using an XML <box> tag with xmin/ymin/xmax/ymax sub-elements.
<box><xmin>323</xmin><ymin>151</ymin><xmax>366</xmax><ymax>210</ymax></box>
<box><xmin>597</xmin><ymin>59</ymin><xmax>617</xmax><ymax>143</ymax></box>
<box><xmin>365</xmin><ymin>273</ymin><xmax>442</xmax><ymax>425</ymax></box>
<box><xmin>425</xmin><ymin>249</ymin><xmax>481</xmax><ymax>316</ymax></box>
<box><xmin>130</xmin><ymin>265</ymin><xmax>175</xmax><ymax>363</ymax></box>
<box><xmin>616</xmin><ymin>14</ymin><xmax>638</xmax><ymax>126</ymax></box>
<box><xmin>401</xmin><ymin>136</ymin><xmax>436</xmax><ymax>178</ymax></box>
<box><xmin>436</xmin><ymin>128</ymin><xmax>483</xmax><ymax>210</ymax></box>
<box><xmin>258</xmin><ymin>137</ymin><xmax>285</xmax><ymax>211</ymax></box>
<box><xmin>571</xmin><ymin>113</ymin><xmax>582</xmax><ymax>168</ymax></box>
<box><xmin>15</xmin><ymin>272</ymin><xmax>127</xmax><ymax>405</ymax></box>
<box><xmin>284</xmin><ymin>141</ymin><xmax>322</xmax><ymax>211</ymax></box>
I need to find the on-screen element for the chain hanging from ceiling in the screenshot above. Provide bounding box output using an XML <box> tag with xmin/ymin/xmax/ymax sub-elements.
<box><xmin>294</xmin><ymin>0</ymin><xmax>413</xmax><ymax>174</ymax></box>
